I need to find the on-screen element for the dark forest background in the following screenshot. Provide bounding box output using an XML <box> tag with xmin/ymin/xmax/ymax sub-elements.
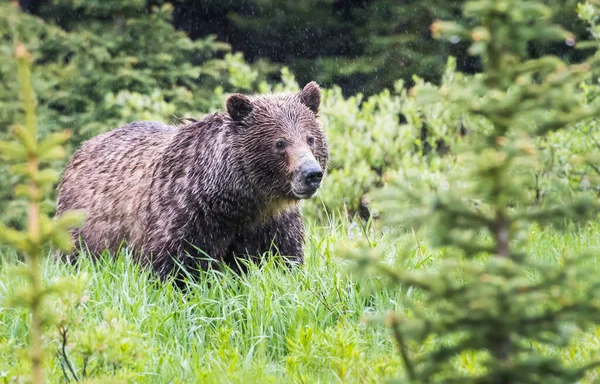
<box><xmin>17</xmin><ymin>0</ymin><xmax>590</xmax><ymax>96</ymax></box>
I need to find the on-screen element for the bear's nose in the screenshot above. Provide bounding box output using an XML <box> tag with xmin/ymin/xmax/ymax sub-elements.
<box><xmin>303</xmin><ymin>168</ymin><xmax>323</xmax><ymax>189</ymax></box>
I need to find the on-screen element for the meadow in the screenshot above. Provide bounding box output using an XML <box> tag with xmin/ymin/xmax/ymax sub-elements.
<box><xmin>1</xmin><ymin>217</ymin><xmax>600</xmax><ymax>383</ymax></box>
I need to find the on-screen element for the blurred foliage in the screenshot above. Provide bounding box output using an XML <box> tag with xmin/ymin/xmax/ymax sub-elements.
<box><xmin>346</xmin><ymin>0</ymin><xmax>600</xmax><ymax>382</ymax></box>
<box><xmin>0</xmin><ymin>42</ymin><xmax>84</xmax><ymax>383</ymax></box>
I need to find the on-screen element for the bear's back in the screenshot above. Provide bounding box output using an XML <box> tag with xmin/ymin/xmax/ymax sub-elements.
<box><xmin>57</xmin><ymin>121</ymin><xmax>177</xmax><ymax>253</ymax></box>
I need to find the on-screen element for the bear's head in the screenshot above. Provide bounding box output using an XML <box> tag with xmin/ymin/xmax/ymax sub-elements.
<box><xmin>226</xmin><ymin>82</ymin><xmax>329</xmax><ymax>201</ymax></box>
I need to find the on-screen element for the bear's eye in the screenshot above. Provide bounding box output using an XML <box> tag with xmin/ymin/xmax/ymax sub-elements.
<box><xmin>307</xmin><ymin>136</ymin><xmax>315</xmax><ymax>146</ymax></box>
<box><xmin>275</xmin><ymin>139</ymin><xmax>287</xmax><ymax>150</ymax></box>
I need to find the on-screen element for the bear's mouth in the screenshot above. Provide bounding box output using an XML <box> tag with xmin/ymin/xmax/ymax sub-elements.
<box><xmin>290</xmin><ymin>183</ymin><xmax>320</xmax><ymax>199</ymax></box>
<box><xmin>291</xmin><ymin>189</ymin><xmax>318</xmax><ymax>199</ymax></box>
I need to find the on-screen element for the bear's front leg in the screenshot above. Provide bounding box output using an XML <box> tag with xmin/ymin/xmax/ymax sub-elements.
<box><xmin>228</xmin><ymin>206</ymin><xmax>305</xmax><ymax>271</ymax></box>
<box><xmin>148</xmin><ymin>220</ymin><xmax>235</xmax><ymax>281</ymax></box>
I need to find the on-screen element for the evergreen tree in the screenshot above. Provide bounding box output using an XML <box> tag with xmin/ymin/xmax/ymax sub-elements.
<box><xmin>351</xmin><ymin>0</ymin><xmax>600</xmax><ymax>382</ymax></box>
<box><xmin>0</xmin><ymin>42</ymin><xmax>83</xmax><ymax>384</ymax></box>
<box><xmin>356</xmin><ymin>0</ymin><xmax>469</xmax><ymax>93</ymax></box>
<box><xmin>173</xmin><ymin>0</ymin><xmax>590</xmax><ymax>96</ymax></box>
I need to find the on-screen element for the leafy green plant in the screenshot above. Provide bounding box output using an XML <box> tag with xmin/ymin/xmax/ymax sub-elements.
<box><xmin>349</xmin><ymin>0</ymin><xmax>600</xmax><ymax>382</ymax></box>
<box><xmin>53</xmin><ymin>303</ymin><xmax>146</xmax><ymax>382</ymax></box>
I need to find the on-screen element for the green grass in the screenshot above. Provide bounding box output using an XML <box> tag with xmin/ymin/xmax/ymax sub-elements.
<box><xmin>1</xmin><ymin>217</ymin><xmax>600</xmax><ymax>383</ymax></box>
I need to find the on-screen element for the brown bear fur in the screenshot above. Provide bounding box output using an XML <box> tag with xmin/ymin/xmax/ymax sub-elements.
<box><xmin>56</xmin><ymin>82</ymin><xmax>328</xmax><ymax>279</ymax></box>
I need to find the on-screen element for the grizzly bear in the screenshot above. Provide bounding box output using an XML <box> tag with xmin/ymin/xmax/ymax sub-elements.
<box><xmin>56</xmin><ymin>82</ymin><xmax>328</xmax><ymax>279</ymax></box>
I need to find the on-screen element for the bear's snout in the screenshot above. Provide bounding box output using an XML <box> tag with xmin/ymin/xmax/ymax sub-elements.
<box><xmin>291</xmin><ymin>152</ymin><xmax>323</xmax><ymax>199</ymax></box>
<box><xmin>302</xmin><ymin>167</ymin><xmax>323</xmax><ymax>191</ymax></box>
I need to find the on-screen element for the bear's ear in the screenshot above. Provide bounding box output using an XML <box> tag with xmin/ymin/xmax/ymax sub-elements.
<box><xmin>226</xmin><ymin>94</ymin><xmax>253</xmax><ymax>122</ymax></box>
<box><xmin>298</xmin><ymin>81</ymin><xmax>321</xmax><ymax>114</ymax></box>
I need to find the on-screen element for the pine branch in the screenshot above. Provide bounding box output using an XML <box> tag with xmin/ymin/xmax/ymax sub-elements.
<box><xmin>432</xmin><ymin>198</ymin><xmax>495</xmax><ymax>228</ymax></box>
<box><xmin>386</xmin><ymin>313</ymin><xmax>416</xmax><ymax>381</ymax></box>
<box><xmin>511</xmin><ymin>198</ymin><xmax>598</xmax><ymax>224</ymax></box>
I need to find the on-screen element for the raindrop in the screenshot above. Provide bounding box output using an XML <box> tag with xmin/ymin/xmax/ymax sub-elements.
<box><xmin>450</xmin><ymin>36</ymin><xmax>460</xmax><ymax>44</ymax></box>
<box><xmin>566</xmin><ymin>37</ymin><xmax>576</xmax><ymax>47</ymax></box>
